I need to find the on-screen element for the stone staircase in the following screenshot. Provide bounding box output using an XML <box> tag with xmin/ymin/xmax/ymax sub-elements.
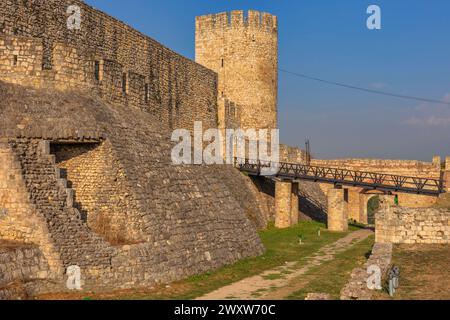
<box><xmin>8</xmin><ymin>139</ymin><xmax>114</xmax><ymax>269</ymax></box>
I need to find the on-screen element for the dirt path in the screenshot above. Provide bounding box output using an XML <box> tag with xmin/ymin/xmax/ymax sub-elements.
<box><xmin>197</xmin><ymin>229</ymin><xmax>373</xmax><ymax>300</ymax></box>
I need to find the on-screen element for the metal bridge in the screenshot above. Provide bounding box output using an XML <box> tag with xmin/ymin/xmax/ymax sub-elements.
<box><xmin>234</xmin><ymin>158</ymin><xmax>446</xmax><ymax>196</ymax></box>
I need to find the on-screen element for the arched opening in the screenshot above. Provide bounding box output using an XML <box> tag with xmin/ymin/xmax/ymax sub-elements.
<box><xmin>367</xmin><ymin>195</ymin><xmax>381</xmax><ymax>225</ymax></box>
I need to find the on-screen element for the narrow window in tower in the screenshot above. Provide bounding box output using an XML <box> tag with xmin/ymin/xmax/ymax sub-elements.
<box><xmin>13</xmin><ymin>55</ymin><xmax>18</xmax><ymax>66</ymax></box>
<box><xmin>122</xmin><ymin>73</ymin><xmax>128</xmax><ymax>94</ymax></box>
<box><xmin>221</xmin><ymin>59</ymin><xmax>224</xmax><ymax>68</ymax></box>
<box><xmin>94</xmin><ymin>61</ymin><xmax>100</xmax><ymax>81</ymax></box>
<box><xmin>145</xmin><ymin>83</ymin><xmax>149</xmax><ymax>103</ymax></box>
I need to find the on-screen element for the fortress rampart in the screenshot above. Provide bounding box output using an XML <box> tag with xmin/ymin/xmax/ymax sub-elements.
<box><xmin>0</xmin><ymin>3</ymin><xmax>268</xmax><ymax>297</ymax></box>
<box><xmin>311</xmin><ymin>158</ymin><xmax>442</xmax><ymax>180</ymax></box>
<box><xmin>0</xmin><ymin>0</ymin><xmax>218</xmax><ymax>131</ymax></box>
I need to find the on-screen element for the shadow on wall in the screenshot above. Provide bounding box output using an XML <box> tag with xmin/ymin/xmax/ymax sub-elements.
<box><xmin>249</xmin><ymin>176</ymin><xmax>328</xmax><ymax>224</ymax></box>
<box><xmin>51</xmin><ymin>141</ymin><xmax>135</xmax><ymax>246</ymax></box>
<box><xmin>367</xmin><ymin>196</ymin><xmax>381</xmax><ymax>225</ymax></box>
<box><xmin>298</xmin><ymin>181</ymin><xmax>328</xmax><ymax>223</ymax></box>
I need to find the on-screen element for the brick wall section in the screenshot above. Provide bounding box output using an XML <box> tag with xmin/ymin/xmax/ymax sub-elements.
<box><xmin>376</xmin><ymin>207</ymin><xmax>450</xmax><ymax>244</ymax></box>
<box><xmin>0</xmin><ymin>0</ymin><xmax>218</xmax><ymax>131</ymax></box>
<box><xmin>196</xmin><ymin>10</ymin><xmax>278</xmax><ymax>131</ymax></box>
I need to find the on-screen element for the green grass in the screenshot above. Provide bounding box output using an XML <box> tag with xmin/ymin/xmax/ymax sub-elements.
<box><xmin>287</xmin><ymin>235</ymin><xmax>375</xmax><ymax>300</ymax></box>
<box><xmin>115</xmin><ymin>221</ymin><xmax>354</xmax><ymax>300</ymax></box>
<box><xmin>373</xmin><ymin>244</ymin><xmax>450</xmax><ymax>300</ymax></box>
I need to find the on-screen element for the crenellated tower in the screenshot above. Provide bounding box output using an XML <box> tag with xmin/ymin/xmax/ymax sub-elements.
<box><xmin>195</xmin><ymin>10</ymin><xmax>279</xmax><ymax>131</ymax></box>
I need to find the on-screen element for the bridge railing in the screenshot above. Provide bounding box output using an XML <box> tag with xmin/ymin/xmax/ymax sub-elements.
<box><xmin>234</xmin><ymin>158</ymin><xmax>445</xmax><ymax>196</ymax></box>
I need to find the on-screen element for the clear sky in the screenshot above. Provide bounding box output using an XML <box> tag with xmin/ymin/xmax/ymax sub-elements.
<box><xmin>85</xmin><ymin>0</ymin><xmax>450</xmax><ymax>161</ymax></box>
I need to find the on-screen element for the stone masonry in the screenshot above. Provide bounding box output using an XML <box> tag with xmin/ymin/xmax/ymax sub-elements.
<box><xmin>0</xmin><ymin>0</ymin><xmax>218</xmax><ymax>132</ymax></box>
<box><xmin>275</xmin><ymin>181</ymin><xmax>292</xmax><ymax>229</ymax></box>
<box><xmin>376</xmin><ymin>207</ymin><xmax>450</xmax><ymax>244</ymax></box>
<box><xmin>0</xmin><ymin>0</ymin><xmax>273</xmax><ymax>296</ymax></box>
<box><xmin>341</xmin><ymin>243</ymin><xmax>393</xmax><ymax>300</ymax></box>
<box><xmin>327</xmin><ymin>188</ymin><xmax>349</xmax><ymax>232</ymax></box>
<box><xmin>195</xmin><ymin>11</ymin><xmax>278</xmax><ymax>132</ymax></box>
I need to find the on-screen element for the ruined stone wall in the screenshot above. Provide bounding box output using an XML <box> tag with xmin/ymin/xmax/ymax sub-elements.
<box><xmin>341</xmin><ymin>243</ymin><xmax>392</xmax><ymax>300</ymax></box>
<box><xmin>376</xmin><ymin>207</ymin><xmax>450</xmax><ymax>244</ymax></box>
<box><xmin>196</xmin><ymin>10</ymin><xmax>278</xmax><ymax>131</ymax></box>
<box><xmin>0</xmin><ymin>0</ymin><xmax>218</xmax><ymax>131</ymax></box>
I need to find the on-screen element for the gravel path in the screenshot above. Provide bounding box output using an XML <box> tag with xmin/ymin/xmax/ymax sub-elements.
<box><xmin>197</xmin><ymin>229</ymin><xmax>374</xmax><ymax>300</ymax></box>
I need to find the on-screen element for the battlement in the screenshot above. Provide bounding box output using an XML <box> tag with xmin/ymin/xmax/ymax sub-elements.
<box><xmin>196</xmin><ymin>10</ymin><xmax>277</xmax><ymax>33</ymax></box>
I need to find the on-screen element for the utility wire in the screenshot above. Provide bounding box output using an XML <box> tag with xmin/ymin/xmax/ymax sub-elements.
<box><xmin>279</xmin><ymin>68</ymin><xmax>450</xmax><ymax>106</ymax></box>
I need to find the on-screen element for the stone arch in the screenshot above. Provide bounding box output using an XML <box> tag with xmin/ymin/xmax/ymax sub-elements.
<box><xmin>359</xmin><ymin>189</ymin><xmax>389</xmax><ymax>225</ymax></box>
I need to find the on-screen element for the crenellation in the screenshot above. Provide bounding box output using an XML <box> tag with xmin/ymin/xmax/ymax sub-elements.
<box><xmin>231</xmin><ymin>10</ymin><xmax>245</xmax><ymax>28</ymax></box>
<box><xmin>196</xmin><ymin>10</ymin><xmax>277</xmax><ymax>33</ymax></box>
<box><xmin>248</xmin><ymin>10</ymin><xmax>261</xmax><ymax>28</ymax></box>
<box><xmin>261</xmin><ymin>12</ymin><xmax>275</xmax><ymax>30</ymax></box>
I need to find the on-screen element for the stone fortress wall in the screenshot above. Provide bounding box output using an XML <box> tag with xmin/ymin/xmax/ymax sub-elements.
<box><xmin>195</xmin><ymin>10</ymin><xmax>278</xmax><ymax>132</ymax></box>
<box><xmin>311</xmin><ymin>158</ymin><xmax>442</xmax><ymax>180</ymax></box>
<box><xmin>0</xmin><ymin>1</ymin><xmax>269</xmax><ymax>297</ymax></box>
<box><xmin>0</xmin><ymin>0</ymin><xmax>448</xmax><ymax>299</ymax></box>
<box><xmin>0</xmin><ymin>0</ymin><xmax>220</xmax><ymax>131</ymax></box>
<box><xmin>311</xmin><ymin>158</ymin><xmax>444</xmax><ymax>210</ymax></box>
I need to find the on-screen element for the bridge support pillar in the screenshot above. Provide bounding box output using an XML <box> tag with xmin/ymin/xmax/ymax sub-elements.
<box><xmin>290</xmin><ymin>182</ymin><xmax>299</xmax><ymax>226</ymax></box>
<box><xmin>327</xmin><ymin>187</ymin><xmax>348</xmax><ymax>232</ymax></box>
<box><xmin>275</xmin><ymin>181</ymin><xmax>292</xmax><ymax>229</ymax></box>
<box><xmin>347</xmin><ymin>189</ymin><xmax>362</xmax><ymax>223</ymax></box>
<box><xmin>445</xmin><ymin>157</ymin><xmax>450</xmax><ymax>192</ymax></box>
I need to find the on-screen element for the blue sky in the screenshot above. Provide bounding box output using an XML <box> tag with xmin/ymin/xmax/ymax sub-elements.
<box><xmin>86</xmin><ymin>0</ymin><xmax>450</xmax><ymax>161</ymax></box>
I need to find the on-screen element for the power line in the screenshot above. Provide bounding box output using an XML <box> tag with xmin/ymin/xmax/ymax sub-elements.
<box><xmin>279</xmin><ymin>68</ymin><xmax>450</xmax><ymax>106</ymax></box>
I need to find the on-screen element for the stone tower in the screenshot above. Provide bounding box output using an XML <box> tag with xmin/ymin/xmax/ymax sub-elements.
<box><xmin>195</xmin><ymin>10</ymin><xmax>278</xmax><ymax>131</ymax></box>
